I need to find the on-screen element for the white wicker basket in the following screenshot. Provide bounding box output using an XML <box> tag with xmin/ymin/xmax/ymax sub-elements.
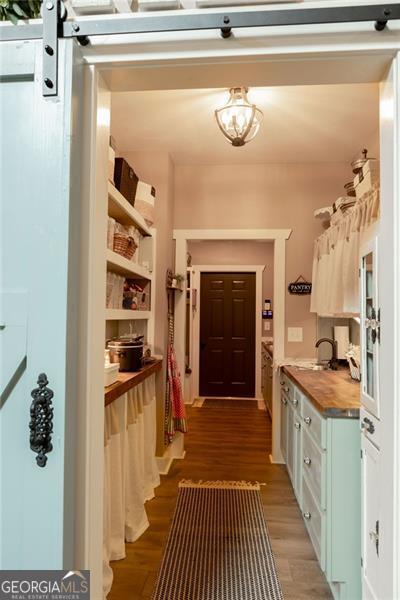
<box><xmin>347</xmin><ymin>356</ymin><xmax>361</xmax><ymax>381</ymax></box>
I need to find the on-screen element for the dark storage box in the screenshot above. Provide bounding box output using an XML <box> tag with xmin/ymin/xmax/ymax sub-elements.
<box><xmin>114</xmin><ymin>158</ymin><xmax>138</xmax><ymax>207</ymax></box>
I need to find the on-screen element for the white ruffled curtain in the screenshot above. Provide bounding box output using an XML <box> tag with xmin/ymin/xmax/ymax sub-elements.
<box><xmin>103</xmin><ymin>374</ymin><xmax>160</xmax><ymax>598</ymax></box>
<box><xmin>311</xmin><ymin>186</ymin><xmax>380</xmax><ymax>316</ymax></box>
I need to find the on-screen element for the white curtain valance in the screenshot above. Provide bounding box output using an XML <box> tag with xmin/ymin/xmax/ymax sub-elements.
<box><xmin>311</xmin><ymin>185</ymin><xmax>380</xmax><ymax>316</ymax></box>
<box><xmin>103</xmin><ymin>374</ymin><xmax>160</xmax><ymax>598</ymax></box>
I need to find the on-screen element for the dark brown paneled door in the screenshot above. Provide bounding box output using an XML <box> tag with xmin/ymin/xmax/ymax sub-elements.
<box><xmin>200</xmin><ymin>272</ymin><xmax>256</xmax><ymax>398</ymax></box>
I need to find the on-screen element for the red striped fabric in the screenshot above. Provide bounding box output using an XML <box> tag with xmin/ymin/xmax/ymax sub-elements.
<box><xmin>167</xmin><ymin>343</ymin><xmax>187</xmax><ymax>439</ymax></box>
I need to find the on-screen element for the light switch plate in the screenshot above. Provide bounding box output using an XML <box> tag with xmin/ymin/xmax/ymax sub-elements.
<box><xmin>264</xmin><ymin>321</ymin><xmax>270</xmax><ymax>332</ymax></box>
<box><xmin>288</xmin><ymin>327</ymin><xmax>303</xmax><ymax>342</ymax></box>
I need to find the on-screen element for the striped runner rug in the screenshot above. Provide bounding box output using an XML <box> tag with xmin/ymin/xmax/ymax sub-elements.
<box><xmin>152</xmin><ymin>480</ymin><xmax>283</xmax><ymax>600</ymax></box>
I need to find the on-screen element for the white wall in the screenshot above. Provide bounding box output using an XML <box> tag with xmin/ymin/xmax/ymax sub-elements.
<box><xmin>174</xmin><ymin>161</ymin><xmax>350</xmax><ymax>357</ymax></box>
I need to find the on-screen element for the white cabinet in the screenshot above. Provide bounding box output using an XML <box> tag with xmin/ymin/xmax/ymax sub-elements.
<box><xmin>291</xmin><ymin>389</ymin><xmax>303</xmax><ymax>503</ymax></box>
<box><xmin>360</xmin><ymin>234</ymin><xmax>382</xmax><ymax>600</ymax></box>
<box><xmin>361</xmin><ymin>432</ymin><xmax>380</xmax><ymax>600</ymax></box>
<box><xmin>286</xmin><ymin>401</ymin><xmax>295</xmax><ymax>481</ymax></box>
<box><xmin>360</xmin><ymin>236</ymin><xmax>380</xmax><ymax>418</ymax></box>
<box><xmin>280</xmin><ymin>389</ymin><xmax>288</xmax><ymax>462</ymax></box>
<box><xmin>280</xmin><ymin>375</ymin><xmax>293</xmax><ymax>462</ymax></box>
<box><xmin>281</xmin><ymin>375</ymin><xmax>302</xmax><ymax>504</ymax></box>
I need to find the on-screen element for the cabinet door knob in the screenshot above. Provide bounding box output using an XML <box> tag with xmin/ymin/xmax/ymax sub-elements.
<box><xmin>304</xmin><ymin>416</ymin><xmax>312</xmax><ymax>425</ymax></box>
<box><xmin>292</xmin><ymin>398</ymin><xmax>298</xmax><ymax>406</ymax></box>
<box><xmin>294</xmin><ymin>422</ymin><xmax>301</xmax><ymax>430</ymax></box>
<box><xmin>303</xmin><ymin>511</ymin><xmax>311</xmax><ymax>520</ymax></box>
<box><xmin>304</xmin><ymin>457</ymin><xmax>312</xmax><ymax>466</ymax></box>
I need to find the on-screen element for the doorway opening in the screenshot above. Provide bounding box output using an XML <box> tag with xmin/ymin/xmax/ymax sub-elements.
<box><xmin>67</xmin><ymin>42</ymin><xmax>399</xmax><ymax>600</ymax></box>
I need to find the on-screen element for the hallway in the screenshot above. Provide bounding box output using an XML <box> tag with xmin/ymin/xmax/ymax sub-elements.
<box><xmin>109</xmin><ymin>403</ymin><xmax>332</xmax><ymax>599</ymax></box>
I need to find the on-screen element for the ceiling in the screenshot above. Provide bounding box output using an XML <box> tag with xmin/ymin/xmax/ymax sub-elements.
<box><xmin>110</xmin><ymin>83</ymin><xmax>379</xmax><ymax>166</ymax></box>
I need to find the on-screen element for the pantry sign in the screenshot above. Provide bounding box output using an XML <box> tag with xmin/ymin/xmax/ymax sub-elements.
<box><xmin>288</xmin><ymin>276</ymin><xmax>312</xmax><ymax>295</ymax></box>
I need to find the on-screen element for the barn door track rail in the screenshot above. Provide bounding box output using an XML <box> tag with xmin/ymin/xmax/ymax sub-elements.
<box><xmin>1</xmin><ymin>2</ymin><xmax>400</xmax><ymax>97</ymax></box>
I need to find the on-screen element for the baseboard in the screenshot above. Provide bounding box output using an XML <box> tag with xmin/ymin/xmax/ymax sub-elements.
<box><xmin>156</xmin><ymin>456</ymin><xmax>174</xmax><ymax>475</ymax></box>
<box><xmin>156</xmin><ymin>432</ymin><xmax>186</xmax><ymax>475</ymax></box>
<box><xmin>269</xmin><ymin>452</ymin><xmax>285</xmax><ymax>465</ymax></box>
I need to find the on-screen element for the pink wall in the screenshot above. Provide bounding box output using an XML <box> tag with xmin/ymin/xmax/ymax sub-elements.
<box><xmin>174</xmin><ymin>162</ymin><xmax>350</xmax><ymax>357</ymax></box>
<box><xmin>188</xmin><ymin>240</ymin><xmax>274</xmax><ymax>336</ymax></box>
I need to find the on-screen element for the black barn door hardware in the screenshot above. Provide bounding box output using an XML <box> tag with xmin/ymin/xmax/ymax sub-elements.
<box><xmin>29</xmin><ymin>373</ymin><xmax>54</xmax><ymax>467</ymax></box>
<box><xmin>1</xmin><ymin>2</ymin><xmax>400</xmax><ymax>97</ymax></box>
<box><xmin>42</xmin><ymin>0</ymin><xmax>66</xmax><ymax>97</ymax></box>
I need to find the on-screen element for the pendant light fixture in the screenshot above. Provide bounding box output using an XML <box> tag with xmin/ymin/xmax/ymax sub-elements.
<box><xmin>215</xmin><ymin>87</ymin><xmax>263</xmax><ymax>147</ymax></box>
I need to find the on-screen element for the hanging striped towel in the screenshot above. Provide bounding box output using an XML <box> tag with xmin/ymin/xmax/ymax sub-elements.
<box><xmin>167</xmin><ymin>342</ymin><xmax>187</xmax><ymax>439</ymax></box>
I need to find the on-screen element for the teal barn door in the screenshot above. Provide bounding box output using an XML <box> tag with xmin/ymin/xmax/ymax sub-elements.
<box><xmin>0</xmin><ymin>39</ymin><xmax>83</xmax><ymax>570</ymax></box>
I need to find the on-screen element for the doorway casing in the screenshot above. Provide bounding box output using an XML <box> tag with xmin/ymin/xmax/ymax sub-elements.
<box><xmin>26</xmin><ymin>23</ymin><xmax>399</xmax><ymax>600</ymax></box>
<box><xmin>173</xmin><ymin>229</ymin><xmax>291</xmax><ymax>457</ymax></box>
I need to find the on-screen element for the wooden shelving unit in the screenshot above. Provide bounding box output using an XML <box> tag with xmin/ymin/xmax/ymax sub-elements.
<box><xmin>105</xmin><ymin>176</ymin><xmax>155</xmax><ymax>351</ymax></box>
<box><xmin>106</xmin><ymin>248</ymin><xmax>152</xmax><ymax>280</ymax></box>
<box><xmin>106</xmin><ymin>309</ymin><xmax>151</xmax><ymax>321</ymax></box>
<box><xmin>108</xmin><ymin>181</ymin><xmax>152</xmax><ymax>236</ymax></box>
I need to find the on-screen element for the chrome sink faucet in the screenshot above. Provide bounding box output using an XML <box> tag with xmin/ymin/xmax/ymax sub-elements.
<box><xmin>315</xmin><ymin>338</ymin><xmax>339</xmax><ymax>371</ymax></box>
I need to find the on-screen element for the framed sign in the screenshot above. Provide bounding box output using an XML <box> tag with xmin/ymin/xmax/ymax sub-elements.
<box><xmin>288</xmin><ymin>275</ymin><xmax>312</xmax><ymax>295</ymax></box>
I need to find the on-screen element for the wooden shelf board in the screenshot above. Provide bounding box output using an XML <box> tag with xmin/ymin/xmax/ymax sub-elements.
<box><xmin>104</xmin><ymin>359</ymin><xmax>162</xmax><ymax>406</ymax></box>
<box><xmin>108</xmin><ymin>181</ymin><xmax>152</xmax><ymax>236</ymax></box>
<box><xmin>106</xmin><ymin>309</ymin><xmax>151</xmax><ymax>321</ymax></box>
<box><xmin>106</xmin><ymin>249</ymin><xmax>152</xmax><ymax>280</ymax></box>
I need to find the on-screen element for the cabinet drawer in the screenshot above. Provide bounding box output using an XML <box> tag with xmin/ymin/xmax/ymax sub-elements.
<box><xmin>292</xmin><ymin>386</ymin><xmax>302</xmax><ymax>412</ymax></box>
<box><xmin>301</xmin><ymin>396</ymin><xmax>326</xmax><ymax>450</ymax></box>
<box><xmin>302</xmin><ymin>429</ymin><xmax>326</xmax><ymax>510</ymax></box>
<box><xmin>302</xmin><ymin>477</ymin><xmax>326</xmax><ymax>572</ymax></box>
<box><xmin>280</xmin><ymin>373</ymin><xmax>294</xmax><ymax>403</ymax></box>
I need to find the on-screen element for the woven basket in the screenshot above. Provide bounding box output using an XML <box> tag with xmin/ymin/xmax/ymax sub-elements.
<box><xmin>113</xmin><ymin>232</ymin><xmax>129</xmax><ymax>257</ymax></box>
<box><xmin>124</xmin><ymin>237</ymin><xmax>138</xmax><ymax>260</ymax></box>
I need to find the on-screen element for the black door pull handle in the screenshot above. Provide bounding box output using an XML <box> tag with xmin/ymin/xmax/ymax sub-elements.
<box><xmin>30</xmin><ymin>373</ymin><xmax>54</xmax><ymax>467</ymax></box>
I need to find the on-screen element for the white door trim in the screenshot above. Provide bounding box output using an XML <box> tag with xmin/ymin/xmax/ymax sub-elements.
<box><xmin>191</xmin><ymin>264</ymin><xmax>265</xmax><ymax>401</ymax></box>
<box><xmin>173</xmin><ymin>229</ymin><xmax>291</xmax><ymax>462</ymax></box>
<box><xmin>377</xmin><ymin>52</ymin><xmax>400</xmax><ymax>600</ymax></box>
<box><xmin>74</xmin><ymin>37</ymin><xmax>400</xmax><ymax>598</ymax></box>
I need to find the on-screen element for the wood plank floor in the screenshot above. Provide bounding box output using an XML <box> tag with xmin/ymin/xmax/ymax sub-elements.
<box><xmin>109</xmin><ymin>404</ymin><xmax>332</xmax><ymax>600</ymax></box>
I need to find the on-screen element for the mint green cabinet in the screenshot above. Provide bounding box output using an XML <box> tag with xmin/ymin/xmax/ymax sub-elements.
<box><xmin>281</xmin><ymin>375</ymin><xmax>361</xmax><ymax>599</ymax></box>
<box><xmin>325</xmin><ymin>417</ymin><xmax>361</xmax><ymax>600</ymax></box>
<box><xmin>281</xmin><ymin>375</ymin><xmax>303</xmax><ymax>505</ymax></box>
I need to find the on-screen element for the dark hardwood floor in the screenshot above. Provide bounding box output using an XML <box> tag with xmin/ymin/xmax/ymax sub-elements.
<box><xmin>108</xmin><ymin>404</ymin><xmax>332</xmax><ymax>599</ymax></box>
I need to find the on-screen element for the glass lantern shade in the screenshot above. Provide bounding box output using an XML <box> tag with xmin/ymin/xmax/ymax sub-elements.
<box><xmin>215</xmin><ymin>87</ymin><xmax>263</xmax><ymax>146</ymax></box>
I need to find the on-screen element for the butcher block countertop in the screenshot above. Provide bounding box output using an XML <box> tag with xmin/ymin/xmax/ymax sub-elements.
<box><xmin>105</xmin><ymin>359</ymin><xmax>162</xmax><ymax>406</ymax></box>
<box><xmin>282</xmin><ymin>365</ymin><xmax>361</xmax><ymax>418</ymax></box>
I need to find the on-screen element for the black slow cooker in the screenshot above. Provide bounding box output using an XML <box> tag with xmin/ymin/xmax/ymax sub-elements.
<box><xmin>108</xmin><ymin>335</ymin><xmax>144</xmax><ymax>372</ymax></box>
